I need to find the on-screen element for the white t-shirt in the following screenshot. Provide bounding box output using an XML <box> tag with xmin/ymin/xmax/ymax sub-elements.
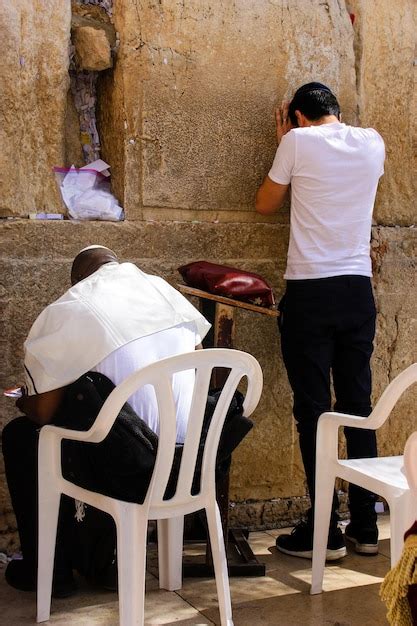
<box><xmin>268</xmin><ymin>122</ymin><xmax>385</xmax><ymax>279</ymax></box>
<box><xmin>92</xmin><ymin>322</ymin><xmax>200</xmax><ymax>443</ymax></box>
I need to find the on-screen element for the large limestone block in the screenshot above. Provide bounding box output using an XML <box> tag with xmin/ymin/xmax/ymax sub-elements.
<box><xmin>0</xmin><ymin>0</ymin><xmax>71</xmax><ymax>216</ymax></box>
<box><xmin>72</xmin><ymin>25</ymin><xmax>112</xmax><ymax>71</ymax></box>
<box><xmin>347</xmin><ymin>0</ymin><xmax>416</xmax><ymax>225</ymax></box>
<box><xmin>71</xmin><ymin>13</ymin><xmax>116</xmax><ymax>47</ymax></box>
<box><xmin>109</xmin><ymin>0</ymin><xmax>356</xmax><ymax>217</ymax></box>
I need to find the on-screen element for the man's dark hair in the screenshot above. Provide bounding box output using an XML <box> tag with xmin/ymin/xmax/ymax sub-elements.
<box><xmin>288</xmin><ymin>82</ymin><xmax>340</xmax><ymax>126</ymax></box>
<box><xmin>71</xmin><ymin>246</ymin><xmax>118</xmax><ymax>285</ymax></box>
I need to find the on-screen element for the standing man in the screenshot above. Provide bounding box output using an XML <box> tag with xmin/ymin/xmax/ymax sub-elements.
<box><xmin>256</xmin><ymin>83</ymin><xmax>385</xmax><ymax>560</ymax></box>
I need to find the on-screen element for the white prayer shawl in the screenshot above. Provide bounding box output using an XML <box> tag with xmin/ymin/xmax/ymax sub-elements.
<box><xmin>24</xmin><ymin>262</ymin><xmax>211</xmax><ymax>395</ymax></box>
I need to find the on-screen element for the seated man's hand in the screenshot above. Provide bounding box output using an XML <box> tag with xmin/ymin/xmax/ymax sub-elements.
<box><xmin>15</xmin><ymin>389</ymin><xmax>28</xmax><ymax>414</ymax></box>
<box><xmin>16</xmin><ymin>387</ymin><xmax>66</xmax><ymax>426</ymax></box>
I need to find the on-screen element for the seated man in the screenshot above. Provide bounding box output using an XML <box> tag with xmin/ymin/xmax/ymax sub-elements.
<box><xmin>2</xmin><ymin>245</ymin><xmax>210</xmax><ymax>596</ymax></box>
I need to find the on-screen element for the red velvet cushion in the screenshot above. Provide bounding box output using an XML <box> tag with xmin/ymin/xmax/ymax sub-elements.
<box><xmin>178</xmin><ymin>261</ymin><xmax>275</xmax><ymax>307</ymax></box>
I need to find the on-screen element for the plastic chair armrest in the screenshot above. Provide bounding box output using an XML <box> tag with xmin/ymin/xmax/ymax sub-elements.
<box><xmin>318</xmin><ymin>412</ymin><xmax>377</xmax><ymax>430</ymax></box>
<box><xmin>316</xmin><ymin>413</ymin><xmax>373</xmax><ymax>465</ymax></box>
<box><xmin>41</xmin><ymin>423</ymin><xmax>105</xmax><ymax>443</ymax></box>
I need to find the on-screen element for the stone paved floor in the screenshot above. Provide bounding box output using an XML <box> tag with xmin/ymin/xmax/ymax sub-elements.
<box><xmin>0</xmin><ymin>516</ymin><xmax>391</xmax><ymax>625</ymax></box>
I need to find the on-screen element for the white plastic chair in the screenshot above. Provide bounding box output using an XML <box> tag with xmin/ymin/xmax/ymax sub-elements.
<box><xmin>311</xmin><ymin>362</ymin><xmax>417</xmax><ymax>595</ymax></box>
<box><xmin>37</xmin><ymin>348</ymin><xmax>263</xmax><ymax>626</ymax></box>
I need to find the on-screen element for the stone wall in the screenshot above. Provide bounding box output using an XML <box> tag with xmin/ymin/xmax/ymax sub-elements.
<box><xmin>0</xmin><ymin>0</ymin><xmax>416</xmax><ymax>549</ymax></box>
<box><xmin>0</xmin><ymin>0</ymin><xmax>71</xmax><ymax>216</ymax></box>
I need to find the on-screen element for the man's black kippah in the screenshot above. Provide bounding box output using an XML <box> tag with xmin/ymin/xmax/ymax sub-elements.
<box><xmin>293</xmin><ymin>82</ymin><xmax>333</xmax><ymax>98</ymax></box>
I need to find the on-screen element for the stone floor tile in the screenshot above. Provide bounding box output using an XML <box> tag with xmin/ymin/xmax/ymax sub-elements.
<box><xmin>177</xmin><ymin>574</ymin><xmax>300</xmax><ymax>613</ymax></box>
<box><xmin>377</xmin><ymin>515</ymin><xmax>391</xmax><ymax>540</ymax></box>
<box><xmin>373</xmin><ymin>515</ymin><xmax>392</xmax><ymax>559</ymax></box>
<box><xmin>0</xmin><ymin>576</ymin><xmax>213</xmax><ymax>626</ymax></box>
<box><xmin>291</xmin><ymin>561</ymin><xmax>386</xmax><ymax>590</ymax></box>
<box><xmin>347</xmin><ymin>545</ymin><xmax>389</xmax><ymax>563</ymax></box>
<box><xmin>265</xmin><ymin>527</ymin><xmax>290</xmax><ymax>539</ymax></box>
<box><xmin>203</xmin><ymin>584</ymin><xmax>388</xmax><ymax>626</ymax></box>
<box><xmin>378</xmin><ymin>540</ymin><xmax>391</xmax><ymax>559</ymax></box>
<box><xmin>270</xmin><ymin>562</ymin><xmax>366</xmax><ymax>594</ymax></box>
<box><xmin>246</xmin><ymin>531</ymin><xmax>277</xmax><ymax>554</ymax></box>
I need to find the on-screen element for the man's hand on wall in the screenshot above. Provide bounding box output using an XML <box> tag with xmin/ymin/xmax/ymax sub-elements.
<box><xmin>276</xmin><ymin>100</ymin><xmax>293</xmax><ymax>143</ymax></box>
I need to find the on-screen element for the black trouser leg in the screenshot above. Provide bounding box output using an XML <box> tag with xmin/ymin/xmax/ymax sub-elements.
<box><xmin>332</xmin><ymin>291</ymin><xmax>378</xmax><ymax>527</ymax></box>
<box><xmin>280</xmin><ymin>286</ymin><xmax>340</xmax><ymax>528</ymax></box>
<box><xmin>2</xmin><ymin>417</ymin><xmax>39</xmax><ymax>570</ymax></box>
<box><xmin>2</xmin><ymin>417</ymin><xmax>73</xmax><ymax>579</ymax></box>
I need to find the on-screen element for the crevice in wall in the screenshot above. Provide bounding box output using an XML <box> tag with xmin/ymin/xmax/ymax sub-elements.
<box><xmin>69</xmin><ymin>70</ymin><xmax>101</xmax><ymax>163</ymax></box>
<box><xmin>345</xmin><ymin>1</ymin><xmax>362</xmax><ymax>125</ymax></box>
<box><xmin>65</xmin><ymin>0</ymin><xmax>117</xmax><ymax>165</ymax></box>
<box><xmin>74</xmin><ymin>0</ymin><xmax>113</xmax><ymax>18</ymax></box>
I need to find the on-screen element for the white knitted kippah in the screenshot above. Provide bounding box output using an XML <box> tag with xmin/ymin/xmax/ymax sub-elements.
<box><xmin>78</xmin><ymin>244</ymin><xmax>117</xmax><ymax>256</ymax></box>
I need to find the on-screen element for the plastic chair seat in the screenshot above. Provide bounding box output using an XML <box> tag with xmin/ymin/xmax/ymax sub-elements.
<box><xmin>337</xmin><ymin>456</ymin><xmax>407</xmax><ymax>491</ymax></box>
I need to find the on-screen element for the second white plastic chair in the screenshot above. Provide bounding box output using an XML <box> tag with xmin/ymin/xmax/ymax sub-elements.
<box><xmin>311</xmin><ymin>362</ymin><xmax>417</xmax><ymax>595</ymax></box>
<box><xmin>37</xmin><ymin>348</ymin><xmax>263</xmax><ymax>625</ymax></box>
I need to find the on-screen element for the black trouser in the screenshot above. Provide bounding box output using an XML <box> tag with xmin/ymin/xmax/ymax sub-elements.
<box><xmin>2</xmin><ymin>416</ymin><xmax>115</xmax><ymax>582</ymax></box>
<box><xmin>279</xmin><ymin>275</ymin><xmax>378</xmax><ymax>529</ymax></box>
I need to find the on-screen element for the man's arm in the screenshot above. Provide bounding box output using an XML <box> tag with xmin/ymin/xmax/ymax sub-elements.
<box><xmin>256</xmin><ymin>101</ymin><xmax>293</xmax><ymax>215</ymax></box>
<box><xmin>16</xmin><ymin>387</ymin><xmax>66</xmax><ymax>426</ymax></box>
<box><xmin>255</xmin><ymin>177</ymin><xmax>289</xmax><ymax>215</ymax></box>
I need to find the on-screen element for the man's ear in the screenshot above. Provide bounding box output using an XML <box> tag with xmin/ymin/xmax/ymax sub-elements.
<box><xmin>295</xmin><ymin>109</ymin><xmax>304</xmax><ymax>127</ymax></box>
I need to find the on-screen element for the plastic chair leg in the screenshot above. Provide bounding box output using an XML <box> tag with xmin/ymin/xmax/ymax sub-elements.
<box><xmin>206</xmin><ymin>503</ymin><xmax>233</xmax><ymax>626</ymax></box>
<box><xmin>157</xmin><ymin>516</ymin><xmax>184</xmax><ymax>591</ymax></box>
<box><xmin>116</xmin><ymin>509</ymin><xmax>148</xmax><ymax>626</ymax></box>
<box><xmin>311</xmin><ymin>467</ymin><xmax>336</xmax><ymax>595</ymax></box>
<box><xmin>388</xmin><ymin>494</ymin><xmax>416</xmax><ymax>568</ymax></box>
<box><xmin>36</xmin><ymin>488</ymin><xmax>61</xmax><ymax>623</ymax></box>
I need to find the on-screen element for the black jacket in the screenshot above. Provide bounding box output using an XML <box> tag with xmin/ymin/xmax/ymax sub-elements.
<box><xmin>54</xmin><ymin>372</ymin><xmax>253</xmax><ymax>503</ymax></box>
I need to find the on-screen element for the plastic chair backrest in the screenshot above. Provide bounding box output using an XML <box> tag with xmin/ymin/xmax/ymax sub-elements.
<box><xmin>74</xmin><ymin>348</ymin><xmax>262</xmax><ymax>508</ymax></box>
<box><xmin>363</xmin><ymin>362</ymin><xmax>417</xmax><ymax>430</ymax></box>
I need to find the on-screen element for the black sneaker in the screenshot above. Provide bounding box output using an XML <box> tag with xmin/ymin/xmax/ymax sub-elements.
<box><xmin>276</xmin><ymin>521</ymin><xmax>347</xmax><ymax>561</ymax></box>
<box><xmin>5</xmin><ymin>559</ymin><xmax>77</xmax><ymax>598</ymax></box>
<box><xmin>5</xmin><ymin>559</ymin><xmax>36</xmax><ymax>592</ymax></box>
<box><xmin>344</xmin><ymin>522</ymin><xmax>379</xmax><ymax>555</ymax></box>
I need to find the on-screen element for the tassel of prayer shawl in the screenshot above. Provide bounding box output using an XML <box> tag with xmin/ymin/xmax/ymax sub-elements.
<box><xmin>380</xmin><ymin>534</ymin><xmax>417</xmax><ymax>625</ymax></box>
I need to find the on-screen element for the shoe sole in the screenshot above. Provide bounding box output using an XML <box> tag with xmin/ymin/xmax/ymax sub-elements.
<box><xmin>345</xmin><ymin>534</ymin><xmax>378</xmax><ymax>555</ymax></box>
<box><xmin>277</xmin><ymin>545</ymin><xmax>347</xmax><ymax>561</ymax></box>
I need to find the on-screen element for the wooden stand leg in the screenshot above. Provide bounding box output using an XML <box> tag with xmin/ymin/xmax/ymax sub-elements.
<box><xmin>183</xmin><ymin>298</ymin><xmax>265</xmax><ymax>578</ymax></box>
